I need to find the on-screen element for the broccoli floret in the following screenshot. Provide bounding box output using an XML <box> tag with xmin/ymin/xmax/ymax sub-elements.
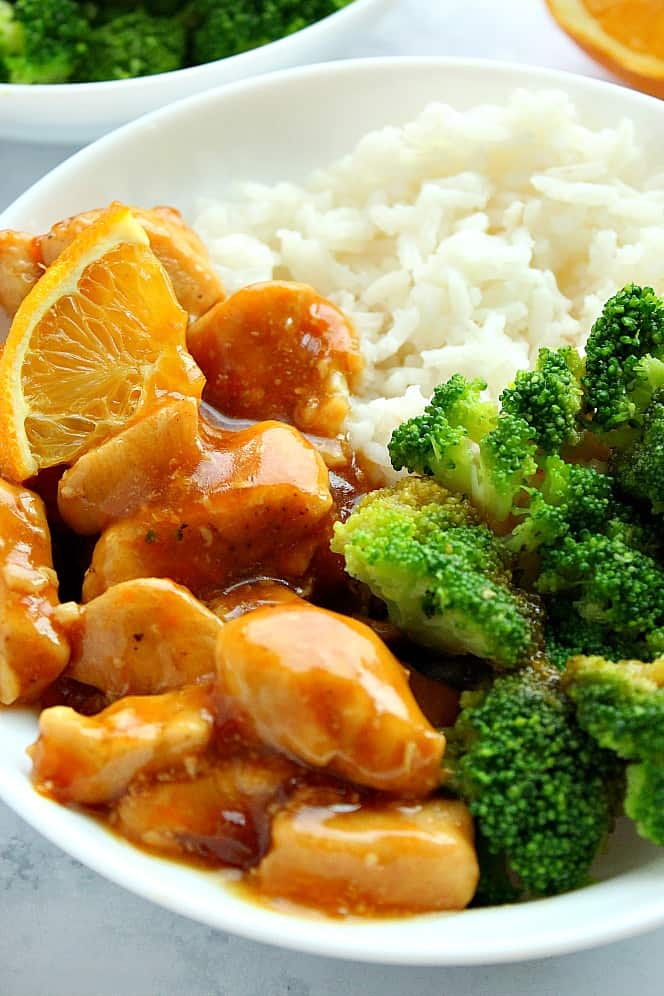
<box><xmin>496</xmin><ymin>452</ymin><xmax>664</xmax><ymax>649</ymax></box>
<box><xmin>565</xmin><ymin>656</ymin><xmax>664</xmax><ymax>845</ymax></box>
<box><xmin>330</xmin><ymin>478</ymin><xmax>540</xmax><ymax>670</ymax></box>
<box><xmin>500</xmin><ymin>346</ymin><xmax>586</xmax><ymax>453</ymax></box>
<box><xmin>535</xmin><ymin>531</ymin><xmax>664</xmax><ymax>649</ymax></box>
<box><xmin>0</xmin><ymin>1</ymin><xmax>21</xmax><ymax>80</ymax></box>
<box><xmin>388</xmin><ymin>375</ymin><xmax>537</xmax><ymax>528</ymax></box>
<box><xmin>583</xmin><ymin>284</ymin><xmax>664</xmax><ymax>440</ymax></box>
<box><xmin>445</xmin><ymin>665</ymin><xmax>622</xmax><ymax>898</ymax></box>
<box><xmin>144</xmin><ymin>0</ymin><xmax>186</xmax><ymax>14</ymax></box>
<box><xmin>190</xmin><ymin>1</ymin><xmax>261</xmax><ymax>61</ymax></box>
<box><xmin>471</xmin><ymin>835</ymin><xmax>521</xmax><ymax>907</ymax></box>
<box><xmin>5</xmin><ymin>0</ymin><xmax>88</xmax><ymax>84</ymax></box>
<box><xmin>581</xmin><ymin>286</ymin><xmax>664</xmax><ymax>514</ymax></box>
<box><xmin>544</xmin><ymin>598</ymin><xmax>643</xmax><ymax>671</ymax></box>
<box><xmin>611</xmin><ymin>387</ymin><xmax>664</xmax><ymax>513</ymax></box>
<box><xmin>0</xmin><ymin>1</ymin><xmax>18</xmax><ymax>46</ymax></box>
<box><xmin>79</xmin><ymin>9</ymin><xmax>187</xmax><ymax>82</ymax></box>
<box><xmin>506</xmin><ymin>456</ymin><xmax>616</xmax><ymax>561</ymax></box>
<box><xmin>191</xmin><ymin>0</ymin><xmax>351</xmax><ymax>64</ymax></box>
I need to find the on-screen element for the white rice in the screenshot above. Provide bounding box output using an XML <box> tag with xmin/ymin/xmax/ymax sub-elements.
<box><xmin>194</xmin><ymin>89</ymin><xmax>664</xmax><ymax>477</ymax></box>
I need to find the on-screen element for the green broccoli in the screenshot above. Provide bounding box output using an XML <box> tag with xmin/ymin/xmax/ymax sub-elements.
<box><xmin>388</xmin><ymin>374</ymin><xmax>538</xmax><ymax>528</ymax></box>
<box><xmin>0</xmin><ymin>2</ymin><xmax>20</xmax><ymax>81</ymax></box>
<box><xmin>506</xmin><ymin>456</ymin><xmax>616</xmax><ymax>561</ymax></box>
<box><xmin>4</xmin><ymin>0</ymin><xmax>88</xmax><ymax>84</ymax></box>
<box><xmin>610</xmin><ymin>387</ymin><xmax>664</xmax><ymax>514</ymax></box>
<box><xmin>79</xmin><ymin>9</ymin><xmax>187</xmax><ymax>81</ymax></box>
<box><xmin>544</xmin><ymin>597</ymin><xmax>643</xmax><ymax>671</ymax></box>
<box><xmin>535</xmin><ymin>530</ymin><xmax>664</xmax><ymax>650</ymax></box>
<box><xmin>582</xmin><ymin>285</ymin><xmax>664</xmax><ymax>511</ymax></box>
<box><xmin>445</xmin><ymin>665</ymin><xmax>623</xmax><ymax>898</ymax></box>
<box><xmin>330</xmin><ymin>478</ymin><xmax>541</xmax><ymax>670</ymax></box>
<box><xmin>500</xmin><ymin>346</ymin><xmax>586</xmax><ymax>453</ymax></box>
<box><xmin>191</xmin><ymin>0</ymin><xmax>352</xmax><ymax>65</ymax></box>
<box><xmin>583</xmin><ymin>284</ymin><xmax>664</xmax><ymax>442</ymax></box>
<box><xmin>565</xmin><ymin>656</ymin><xmax>664</xmax><ymax>846</ymax></box>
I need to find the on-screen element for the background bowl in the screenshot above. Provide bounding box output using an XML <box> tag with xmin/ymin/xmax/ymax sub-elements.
<box><xmin>1</xmin><ymin>56</ymin><xmax>664</xmax><ymax>965</ymax></box>
<box><xmin>0</xmin><ymin>0</ymin><xmax>391</xmax><ymax>144</ymax></box>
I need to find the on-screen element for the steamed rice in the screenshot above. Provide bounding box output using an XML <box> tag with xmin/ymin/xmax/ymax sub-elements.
<box><xmin>194</xmin><ymin>89</ymin><xmax>664</xmax><ymax>476</ymax></box>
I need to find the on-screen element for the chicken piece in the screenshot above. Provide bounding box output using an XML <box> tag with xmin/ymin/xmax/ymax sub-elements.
<box><xmin>255</xmin><ymin>788</ymin><xmax>479</xmax><ymax>914</ymax></box>
<box><xmin>65</xmin><ymin>578</ymin><xmax>223</xmax><ymax>698</ymax></box>
<box><xmin>0</xmin><ymin>480</ymin><xmax>69</xmax><ymax>704</ymax></box>
<box><xmin>114</xmin><ymin>752</ymin><xmax>299</xmax><ymax>868</ymax></box>
<box><xmin>29</xmin><ymin>684</ymin><xmax>215</xmax><ymax>804</ymax></box>
<box><xmin>188</xmin><ymin>282</ymin><xmax>362</xmax><ymax>437</ymax></box>
<box><xmin>215</xmin><ymin>602</ymin><xmax>446</xmax><ymax>796</ymax></box>
<box><xmin>36</xmin><ymin>205</ymin><xmax>224</xmax><ymax>321</ymax></box>
<box><xmin>58</xmin><ymin>397</ymin><xmax>200</xmax><ymax>535</ymax></box>
<box><xmin>207</xmin><ymin>579</ymin><xmax>301</xmax><ymax>623</ymax></box>
<box><xmin>0</xmin><ymin>230</ymin><xmax>43</xmax><ymax>319</ymax></box>
<box><xmin>82</xmin><ymin>420</ymin><xmax>332</xmax><ymax>601</ymax></box>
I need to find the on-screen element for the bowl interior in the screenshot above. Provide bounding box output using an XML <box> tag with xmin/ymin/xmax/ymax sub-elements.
<box><xmin>2</xmin><ymin>57</ymin><xmax>664</xmax><ymax>965</ymax></box>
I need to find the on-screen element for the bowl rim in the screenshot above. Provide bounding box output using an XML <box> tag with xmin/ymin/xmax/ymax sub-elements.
<box><xmin>2</xmin><ymin>55</ymin><xmax>664</xmax><ymax>965</ymax></box>
<box><xmin>0</xmin><ymin>0</ymin><xmax>385</xmax><ymax>94</ymax></box>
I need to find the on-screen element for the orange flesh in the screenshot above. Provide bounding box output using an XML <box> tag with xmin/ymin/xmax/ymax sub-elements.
<box><xmin>582</xmin><ymin>0</ymin><xmax>664</xmax><ymax>58</ymax></box>
<box><xmin>22</xmin><ymin>242</ymin><xmax>200</xmax><ymax>467</ymax></box>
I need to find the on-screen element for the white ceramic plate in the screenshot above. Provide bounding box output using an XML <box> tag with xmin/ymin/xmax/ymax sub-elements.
<box><xmin>1</xmin><ymin>57</ymin><xmax>664</xmax><ymax>965</ymax></box>
<box><xmin>0</xmin><ymin>0</ymin><xmax>391</xmax><ymax>144</ymax></box>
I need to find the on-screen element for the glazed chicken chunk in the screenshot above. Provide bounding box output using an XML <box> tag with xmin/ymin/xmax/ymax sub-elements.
<box><xmin>256</xmin><ymin>789</ymin><xmax>479</xmax><ymax>914</ymax></box>
<box><xmin>58</xmin><ymin>397</ymin><xmax>201</xmax><ymax>535</ymax></box>
<box><xmin>65</xmin><ymin>578</ymin><xmax>224</xmax><ymax>698</ymax></box>
<box><xmin>0</xmin><ymin>479</ymin><xmax>69</xmax><ymax>704</ymax></box>
<box><xmin>188</xmin><ymin>281</ymin><xmax>362</xmax><ymax>436</ymax></box>
<box><xmin>216</xmin><ymin>601</ymin><xmax>446</xmax><ymax>796</ymax></box>
<box><xmin>82</xmin><ymin>419</ymin><xmax>333</xmax><ymax>601</ymax></box>
<box><xmin>114</xmin><ymin>753</ymin><xmax>299</xmax><ymax>868</ymax></box>
<box><xmin>0</xmin><ymin>230</ymin><xmax>43</xmax><ymax>320</ymax></box>
<box><xmin>37</xmin><ymin>205</ymin><xmax>224</xmax><ymax>321</ymax></box>
<box><xmin>0</xmin><ymin>205</ymin><xmax>224</xmax><ymax>322</ymax></box>
<box><xmin>29</xmin><ymin>684</ymin><xmax>215</xmax><ymax>804</ymax></box>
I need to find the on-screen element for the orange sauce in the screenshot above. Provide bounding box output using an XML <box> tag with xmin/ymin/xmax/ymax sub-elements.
<box><xmin>15</xmin><ymin>271</ymin><xmax>479</xmax><ymax>918</ymax></box>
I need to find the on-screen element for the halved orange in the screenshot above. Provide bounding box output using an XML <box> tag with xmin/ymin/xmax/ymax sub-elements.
<box><xmin>546</xmin><ymin>0</ymin><xmax>664</xmax><ymax>98</ymax></box>
<box><xmin>0</xmin><ymin>205</ymin><xmax>204</xmax><ymax>482</ymax></box>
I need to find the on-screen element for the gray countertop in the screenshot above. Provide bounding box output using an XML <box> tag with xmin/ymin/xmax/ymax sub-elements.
<box><xmin>1</xmin><ymin>2</ymin><xmax>663</xmax><ymax>992</ymax></box>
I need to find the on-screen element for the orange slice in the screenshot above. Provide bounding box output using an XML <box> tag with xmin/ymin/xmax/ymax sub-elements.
<box><xmin>546</xmin><ymin>0</ymin><xmax>664</xmax><ymax>98</ymax></box>
<box><xmin>0</xmin><ymin>205</ymin><xmax>204</xmax><ymax>481</ymax></box>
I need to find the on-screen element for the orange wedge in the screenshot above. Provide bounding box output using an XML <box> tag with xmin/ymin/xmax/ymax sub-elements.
<box><xmin>546</xmin><ymin>0</ymin><xmax>664</xmax><ymax>98</ymax></box>
<box><xmin>0</xmin><ymin>205</ymin><xmax>204</xmax><ymax>482</ymax></box>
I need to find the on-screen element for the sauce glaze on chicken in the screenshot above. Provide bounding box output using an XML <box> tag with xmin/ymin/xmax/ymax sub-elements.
<box><xmin>0</xmin><ymin>207</ymin><xmax>479</xmax><ymax>918</ymax></box>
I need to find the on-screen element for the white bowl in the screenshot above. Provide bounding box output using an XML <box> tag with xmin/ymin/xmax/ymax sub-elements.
<box><xmin>0</xmin><ymin>0</ymin><xmax>391</xmax><ymax>144</ymax></box>
<box><xmin>2</xmin><ymin>57</ymin><xmax>664</xmax><ymax>965</ymax></box>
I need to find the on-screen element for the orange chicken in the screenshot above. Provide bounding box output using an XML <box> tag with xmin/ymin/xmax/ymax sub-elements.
<box><xmin>114</xmin><ymin>752</ymin><xmax>299</xmax><ymax>868</ymax></box>
<box><xmin>188</xmin><ymin>281</ymin><xmax>362</xmax><ymax>436</ymax></box>
<box><xmin>58</xmin><ymin>397</ymin><xmax>201</xmax><ymax>535</ymax></box>
<box><xmin>215</xmin><ymin>601</ymin><xmax>446</xmax><ymax>796</ymax></box>
<box><xmin>0</xmin><ymin>479</ymin><xmax>69</xmax><ymax>704</ymax></box>
<box><xmin>29</xmin><ymin>684</ymin><xmax>215</xmax><ymax>804</ymax></box>
<box><xmin>0</xmin><ymin>205</ymin><xmax>224</xmax><ymax>322</ymax></box>
<box><xmin>0</xmin><ymin>230</ymin><xmax>43</xmax><ymax>320</ymax></box>
<box><xmin>36</xmin><ymin>205</ymin><xmax>224</xmax><ymax>321</ymax></box>
<box><xmin>256</xmin><ymin>788</ymin><xmax>479</xmax><ymax>914</ymax></box>
<box><xmin>82</xmin><ymin>419</ymin><xmax>333</xmax><ymax>601</ymax></box>
<box><xmin>65</xmin><ymin>578</ymin><xmax>223</xmax><ymax>698</ymax></box>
